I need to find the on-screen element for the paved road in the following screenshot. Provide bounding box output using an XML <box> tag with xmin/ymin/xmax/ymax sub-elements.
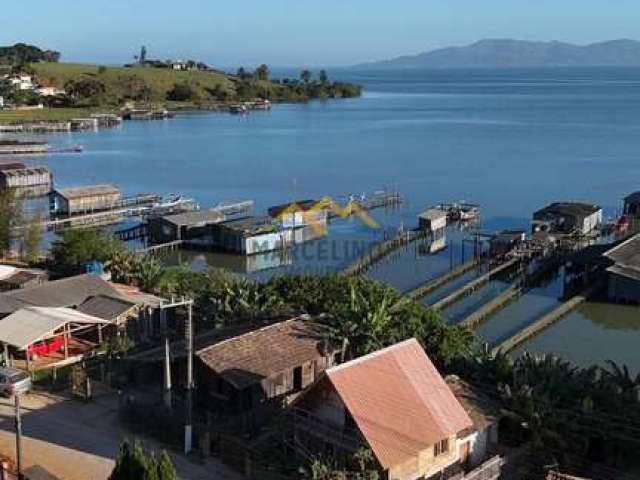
<box><xmin>0</xmin><ymin>389</ymin><xmax>240</xmax><ymax>480</ymax></box>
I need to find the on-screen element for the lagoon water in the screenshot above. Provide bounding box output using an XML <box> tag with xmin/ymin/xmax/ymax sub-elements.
<box><xmin>25</xmin><ymin>67</ymin><xmax>640</xmax><ymax>371</ymax></box>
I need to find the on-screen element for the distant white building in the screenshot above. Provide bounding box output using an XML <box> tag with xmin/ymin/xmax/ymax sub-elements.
<box><xmin>9</xmin><ymin>75</ymin><xmax>34</xmax><ymax>91</ymax></box>
<box><xmin>170</xmin><ymin>60</ymin><xmax>188</xmax><ymax>71</ymax></box>
<box><xmin>35</xmin><ymin>86</ymin><xmax>65</xmax><ymax>97</ymax></box>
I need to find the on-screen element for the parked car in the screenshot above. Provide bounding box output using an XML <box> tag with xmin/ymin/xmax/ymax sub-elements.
<box><xmin>0</xmin><ymin>366</ymin><xmax>31</xmax><ymax>397</ymax></box>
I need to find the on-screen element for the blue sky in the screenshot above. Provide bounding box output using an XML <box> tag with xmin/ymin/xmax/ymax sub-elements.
<box><xmin>2</xmin><ymin>0</ymin><xmax>639</xmax><ymax>67</ymax></box>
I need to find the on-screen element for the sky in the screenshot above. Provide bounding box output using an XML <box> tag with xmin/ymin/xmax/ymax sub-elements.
<box><xmin>2</xmin><ymin>0</ymin><xmax>640</xmax><ymax>67</ymax></box>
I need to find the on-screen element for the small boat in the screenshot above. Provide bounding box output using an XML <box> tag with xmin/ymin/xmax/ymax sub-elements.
<box><xmin>229</xmin><ymin>104</ymin><xmax>248</xmax><ymax>114</ymax></box>
<box><xmin>436</xmin><ymin>202</ymin><xmax>481</xmax><ymax>222</ymax></box>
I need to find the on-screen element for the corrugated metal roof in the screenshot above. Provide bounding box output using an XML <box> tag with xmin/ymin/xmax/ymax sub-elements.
<box><xmin>77</xmin><ymin>294</ymin><xmax>137</xmax><ymax>321</ymax></box>
<box><xmin>56</xmin><ymin>184</ymin><xmax>120</xmax><ymax>199</ymax></box>
<box><xmin>5</xmin><ymin>274</ymin><xmax>125</xmax><ymax>309</ymax></box>
<box><xmin>325</xmin><ymin>339</ymin><xmax>473</xmax><ymax>470</ymax></box>
<box><xmin>604</xmin><ymin>233</ymin><xmax>640</xmax><ymax>271</ymax></box>
<box><xmin>196</xmin><ymin>317</ymin><xmax>328</xmax><ymax>389</ymax></box>
<box><xmin>0</xmin><ymin>307</ymin><xmax>109</xmax><ymax>350</ymax></box>
<box><xmin>418</xmin><ymin>209</ymin><xmax>447</xmax><ymax>221</ymax></box>
<box><xmin>161</xmin><ymin>209</ymin><xmax>225</xmax><ymax>227</ymax></box>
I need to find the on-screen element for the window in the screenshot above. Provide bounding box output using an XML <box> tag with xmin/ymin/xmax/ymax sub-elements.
<box><xmin>434</xmin><ymin>438</ymin><xmax>449</xmax><ymax>457</ymax></box>
<box><xmin>293</xmin><ymin>366</ymin><xmax>302</xmax><ymax>390</ymax></box>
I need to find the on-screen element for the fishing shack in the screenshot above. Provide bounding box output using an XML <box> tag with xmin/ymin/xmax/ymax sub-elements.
<box><xmin>0</xmin><ymin>163</ymin><xmax>52</xmax><ymax>196</ymax></box>
<box><xmin>148</xmin><ymin>209</ymin><xmax>226</xmax><ymax>244</ymax></box>
<box><xmin>50</xmin><ymin>184</ymin><xmax>121</xmax><ymax>216</ymax></box>
<box><xmin>268</xmin><ymin>199</ymin><xmax>328</xmax><ymax>229</ymax></box>
<box><xmin>532</xmin><ymin>202</ymin><xmax>602</xmax><ymax>235</ymax></box>
<box><xmin>418</xmin><ymin>208</ymin><xmax>447</xmax><ymax>233</ymax></box>
<box><xmin>211</xmin><ymin>216</ymin><xmax>293</xmax><ymax>255</ymax></box>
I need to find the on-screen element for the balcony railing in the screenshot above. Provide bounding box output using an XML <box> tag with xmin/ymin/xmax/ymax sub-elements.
<box><xmin>464</xmin><ymin>456</ymin><xmax>504</xmax><ymax>480</ymax></box>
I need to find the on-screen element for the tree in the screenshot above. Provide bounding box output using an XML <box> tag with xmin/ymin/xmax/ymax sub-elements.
<box><xmin>166</xmin><ymin>82</ymin><xmax>195</xmax><ymax>102</ymax></box>
<box><xmin>255</xmin><ymin>64</ymin><xmax>270</xmax><ymax>81</ymax></box>
<box><xmin>98</xmin><ymin>65</ymin><xmax>107</xmax><ymax>74</ymax></box>
<box><xmin>21</xmin><ymin>209</ymin><xmax>42</xmax><ymax>264</ymax></box>
<box><xmin>51</xmin><ymin>229</ymin><xmax>125</xmax><ymax>276</ymax></box>
<box><xmin>300</xmin><ymin>69</ymin><xmax>312</xmax><ymax>84</ymax></box>
<box><xmin>319</xmin><ymin>69</ymin><xmax>328</xmax><ymax>86</ymax></box>
<box><xmin>139</xmin><ymin>46</ymin><xmax>147</xmax><ymax>64</ymax></box>
<box><xmin>132</xmin><ymin>255</ymin><xmax>164</xmax><ymax>292</ymax></box>
<box><xmin>109</xmin><ymin>440</ymin><xmax>177</xmax><ymax>480</ymax></box>
<box><xmin>0</xmin><ymin>189</ymin><xmax>23</xmax><ymax>258</ymax></box>
<box><xmin>64</xmin><ymin>76</ymin><xmax>107</xmax><ymax>105</ymax></box>
<box><xmin>236</xmin><ymin>67</ymin><xmax>248</xmax><ymax>79</ymax></box>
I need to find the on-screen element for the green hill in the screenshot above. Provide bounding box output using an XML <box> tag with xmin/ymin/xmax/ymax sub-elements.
<box><xmin>32</xmin><ymin>62</ymin><xmax>237</xmax><ymax>104</ymax></box>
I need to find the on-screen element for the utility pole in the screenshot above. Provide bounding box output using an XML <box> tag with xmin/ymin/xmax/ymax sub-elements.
<box><xmin>163</xmin><ymin>336</ymin><xmax>172</xmax><ymax>409</ymax></box>
<box><xmin>184</xmin><ymin>301</ymin><xmax>194</xmax><ymax>454</ymax></box>
<box><xmin>156</xmin><ymin>297</ymin><xmax>195</xmax><ymax>454</ymax></box>
<box><xmin>14</xmin><ymin>394</ymin><xmax>22</xmax><ymax>480</ymax></box>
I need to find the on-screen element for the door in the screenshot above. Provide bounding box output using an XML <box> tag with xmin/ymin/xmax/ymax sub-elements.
<box><xmin>459</xmin><ymin>441</ymin><xmax>471</xmax><ymax>467</ymax></box>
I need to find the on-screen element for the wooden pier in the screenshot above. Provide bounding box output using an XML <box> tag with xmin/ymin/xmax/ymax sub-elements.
<box><xmin>136</xmin><ymin>240</ymin><xmax>184</xmax><ymax>256</ymax></box>
<box><xmin>459</xmin><ymin>285</ymin><xmax>523</xmax><ymax>329</ymax></box>
<box><xmin>431</xmin><ymin>258</ymin><xmax>521</xmax><ymax>311</ymax></box>
<box><xmin>404</xmin><ymin>258</ymin><xmax>481</xmax><ymax>300</ymax></box>
<box><xmin>491</xmin><ymin>280</ymin><xmax>604</xmax><ymax>355</ymax></box>
<box><xmin>342</xmin><ymin>229</ymin><xmax>428</xmax><ymax>277</ymax></box>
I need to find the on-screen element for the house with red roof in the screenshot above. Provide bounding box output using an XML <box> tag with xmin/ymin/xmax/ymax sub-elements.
<box><xmin>290</xmin><ymin>338</ymin><xmax>500</xmax><ymax>480</ymax></box>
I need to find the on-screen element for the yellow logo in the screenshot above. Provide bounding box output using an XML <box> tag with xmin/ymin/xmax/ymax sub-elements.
<box><xmin>275</xmin><ymin>196</ymin><xmax>380</xmax><ymax>235</ymax></box>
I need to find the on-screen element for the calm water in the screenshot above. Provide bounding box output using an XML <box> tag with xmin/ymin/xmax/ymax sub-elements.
<box><xmin>12</xmin><ymin>67</ymin><xmax>640</xmax><ymax>371</ymax></box>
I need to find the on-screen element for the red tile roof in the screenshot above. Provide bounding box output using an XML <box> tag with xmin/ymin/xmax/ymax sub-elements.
<box><xmin>326</xmin><ymin>338</ymin><xmax>473</xmax><ymax>470</ymax></box>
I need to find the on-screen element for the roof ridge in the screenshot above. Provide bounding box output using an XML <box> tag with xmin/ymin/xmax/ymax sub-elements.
<box><xmin>195</xmin><ymin>315</ymin><xmax>310</xmax><ymax>355</ymax></box>
<box><xmin>604</xmin><ymin>232</ymin><xmax>640</xmax><ymax>260</ymax></box>
<box><xmin>326</xmin><ymin>338</ymin><xmax>419</xmax><ymax>374</ymax></box>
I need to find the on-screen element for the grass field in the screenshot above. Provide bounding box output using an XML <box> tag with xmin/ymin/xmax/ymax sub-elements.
<box><xmin>0</xmin><ymin>107</ymin><xmax>109</xmax><ymax>123</ymax></box>
<box><xmin>32</xmin><ymin>62</ymin><xmax>237</xmax><ymax>102</ymax></box>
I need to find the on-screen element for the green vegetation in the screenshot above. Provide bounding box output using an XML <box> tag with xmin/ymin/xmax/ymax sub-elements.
<box><xmin>0</xmin><ymin>43</ymin><xmax>60</xmax><ymax>65</ymax></box>
<box><xmin>0</xmin><ymin>107</ymin><xmax>110</xmax><ymax>123</ymax></box>
<box><xmin>50</xmin><ymin>229</ymin><xmax>125</xmax><ymax>276</ymax></box>
<box><xmin>25</xmin><ymin>62</ymin><xmax>360</xmax><ymax>108</ymax></box>
<box><xmin>109</xmin><ymin>439</ymin><xmax>177</xmax><ymax>480</ymax></box>
<box><xmin>0</xmin><ymin>189</ymin><xmax>23</xmax><ymax>258</ymax></box>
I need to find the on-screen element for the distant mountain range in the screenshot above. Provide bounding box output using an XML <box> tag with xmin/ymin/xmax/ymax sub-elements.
<box><xmin>353</xmin><ymin>39</ymin><xmax>640</xmax><ymax>69</ymax></box>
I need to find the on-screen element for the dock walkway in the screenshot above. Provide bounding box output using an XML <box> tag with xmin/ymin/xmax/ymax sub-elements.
<box><xmin>432</xmin><ymin>258</ymin><xmax>520</xmax><ymax>311</ymax></box>
<box><xmin>491</xmin><ymin>281</ymin><xmax>603</xmax><ymax>355</ymax></box>
<box><xmin>343</xmin><ymin>230</ymin><xmax>428</xmax><ymax>277</ymax></box>
<box><xmin>404</xmin><ymin>258</ymin><xmax>481</xmax><ymax>300</ymax></box>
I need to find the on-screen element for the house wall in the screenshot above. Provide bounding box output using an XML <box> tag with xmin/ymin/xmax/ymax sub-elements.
<box><xmin>388</xmin><ymin>435</ymin><xmax>459</xmax><ymax>480</ymax></box>
<box><xmin>581</xmin><ymin>210</ymin><xmax>602</xmax><ymax>234</ymax></box>
<box><xmin>52</xmin><ymin>191</ymin><xmax>121</xmax><ymax>215</ymax></box>
<box><xmin>245</xmin><ymin>230</ymin><xmax>290</xmax><ymax>255</ymax></box>
<box><xmin>608</xmin><ymin>272</ymin><xmax>640</xmax><ymax>303</ymax></box>
<box><xmin>419</xmin><ymin>215</ymin><xmax>447</xmax><ymax>232</ymax></box>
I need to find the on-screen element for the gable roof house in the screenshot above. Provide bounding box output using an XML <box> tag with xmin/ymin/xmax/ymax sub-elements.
<box><xmin>195</xmin><ymin>317</ymin><xmax>337</xmax><ymax>424</ymax></box>
<box><xmin>291</xmin><ymin>339</ymin><xmax>500</xmax><ymax>480</ymax></box>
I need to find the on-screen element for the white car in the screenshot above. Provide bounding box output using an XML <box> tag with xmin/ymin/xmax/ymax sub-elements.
<box><xmin>0</xmin><ymin>366</ymin><xmax>31</xmax><ymax>397</ymax></box>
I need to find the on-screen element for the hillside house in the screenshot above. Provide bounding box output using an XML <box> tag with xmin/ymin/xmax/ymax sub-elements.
<box><xmin>291</xmin><ymin>339</ymin><xmax>501</xmax><ymax>480</ymax></box>
<box><xmin>532</xmin><ymin>202</ymin><xmax>602</xmax><ymax>236</ymax></box>
<box><xmin>195</xmin><ymin>317</ymin><xmax>337</xmax><ymax>419</ymax></box>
